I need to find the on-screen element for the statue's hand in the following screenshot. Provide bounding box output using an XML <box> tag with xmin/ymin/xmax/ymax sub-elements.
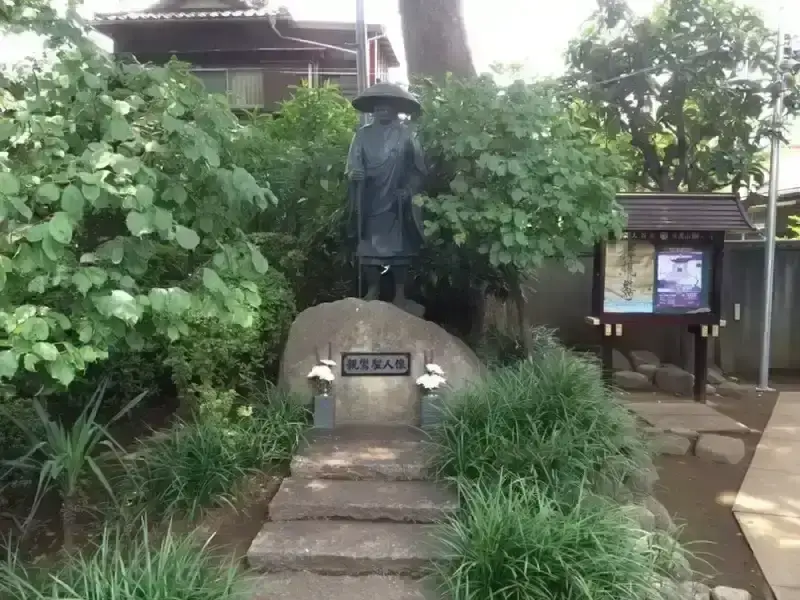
<box><xmin>349</xmin><ymin>170</ymin><xmax>366</xmax><ymax>182</ymax></box>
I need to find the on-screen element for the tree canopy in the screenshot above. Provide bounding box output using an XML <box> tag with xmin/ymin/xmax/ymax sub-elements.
<box><xmin>565</xmin><ymin>0</ymin><xmax>798</xmax><ymax>193</ymax></box>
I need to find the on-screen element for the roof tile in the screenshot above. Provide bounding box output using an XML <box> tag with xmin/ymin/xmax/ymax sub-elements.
<box><xmin>617</xmin><ymin>193</ymin><xmax>756</xmax><ymax>232</ymax></box>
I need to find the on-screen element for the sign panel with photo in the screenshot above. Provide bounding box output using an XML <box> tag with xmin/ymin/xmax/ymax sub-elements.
<box><xmin>602</xmin><ymin>235</ymin><xmax>711</xmax><ymax>315</ymax></box>
<box><xmin>655</xmin><ymin>249</ymin><xmax>708</xmax><ymax>312</ymax></box>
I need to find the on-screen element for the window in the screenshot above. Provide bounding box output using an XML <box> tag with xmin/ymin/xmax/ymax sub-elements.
<box><xmin>322</xmin><ymin>74</ymin><xmax>358</xmax><ymax>98</ymax></box>
<box><xmin>229</xmin><ymin>70</ymin><xmax>264</xmax><ymax>108</ymax></box>
<box><xmin>192</xmin><ymin>69</ymin><xmax>264</xmax><ymax>109</ymax></box>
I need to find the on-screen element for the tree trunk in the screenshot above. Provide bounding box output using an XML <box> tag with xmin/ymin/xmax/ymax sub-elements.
<box><xmin>398</xmin><ymin>0</ymin><xmax>476</xmax><ymax>80</ymax></box>
<box><xmin>510</xmin><ymin>279</ymin><xmax>533</xmax><ymax>356</ymax></box>
<box><xmin>61</xmin><ymin>493</ymin><xmax>77</xmax><ymax>553</ymax></box>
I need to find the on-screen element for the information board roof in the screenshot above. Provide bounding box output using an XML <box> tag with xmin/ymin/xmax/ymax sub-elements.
<box><xmin>617</xmin><ymin>193</ymin><xmax>756</xmax><ymax>232</ymax></box>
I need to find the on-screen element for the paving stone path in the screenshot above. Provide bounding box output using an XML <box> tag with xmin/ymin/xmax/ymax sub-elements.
<box><xmin>734</xmin><ymin>391</ymin><xmax>800</xmax><ymax>600</ymax></box>
<box><xmin>247</xmin><ymin>425</ymin><xmax>456</xmax><ymax>599</ymax></box>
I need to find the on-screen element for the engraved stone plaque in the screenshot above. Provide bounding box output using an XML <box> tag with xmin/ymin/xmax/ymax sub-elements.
<box><xmin>341</xmin><ymin>352</ymin><xmax>411</xmax><ymax>377</ymax></box>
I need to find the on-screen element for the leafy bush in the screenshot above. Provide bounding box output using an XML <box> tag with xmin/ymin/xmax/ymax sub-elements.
<box><xmin>236</xmin><ymin>84</ymin><xmax>357</xmax><ymax>308</ymax></box>
<box><xmin>436</xmin><ymin>476</ymin><xmax>662</xmax><ymax>600</ymax></box>
<box><xmin>165</xmin><ymin>267</ymin><xmax>295</xmax><ymax>413</ymax></box>
<box><xmin>429</xmin><ymin>348</ymin><xmax>647</xmax><ymax>495</ymax></box>
<box><xmin>57</xmin><ymin>342</ymin><xmax>172</xmax><ymax>416</ymax></box>
<box><xmin>412</xmin><ymin>76</ymin><xmax>626</xmax><ymax>298</ymax></box>
<box><xmin>0</xmin><ymin>392</ymin><xmax>45</xmax><ymax>463</ymax></box>
<box><xmin>0</xmin><ymin>524</ymin><xmax>244</xmax><ymax>600</ymax></box>
<box><xmin>0</xmin><ymin>11</ymin><xmax>274</xmax><ymax>388</ymax></box>
<box><xmin>121</xmin><ymin>389</ymin><xmax>307</xmax><ymax>520</ymax></box>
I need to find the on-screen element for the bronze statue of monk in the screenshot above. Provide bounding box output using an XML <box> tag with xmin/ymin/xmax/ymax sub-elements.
<box><xmin>345</xmin><ymin>83</ymin><xmax>427</xmax><ymax>308</ymax></box>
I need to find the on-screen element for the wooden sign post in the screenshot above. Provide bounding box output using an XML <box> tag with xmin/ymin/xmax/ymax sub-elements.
<box><xmin>587</xmin><ymin>193</ymin><xmax>756</xmax><ymax>402</ymax></box>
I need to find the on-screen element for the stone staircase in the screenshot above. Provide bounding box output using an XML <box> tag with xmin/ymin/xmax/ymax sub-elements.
<box><xmin>246</xmin><ymin>425</ymin><xmax>457</xmax><ymax>599</ymax></box>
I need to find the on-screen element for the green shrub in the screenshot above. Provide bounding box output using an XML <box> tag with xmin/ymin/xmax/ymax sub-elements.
<box><xmin>429</xmin><ymin>348</ymin><xmax>648</xmax><ymax>496</ymax></box>
<box><xmin>0</xmin><ymin>25</ymin><xmax>272</xmax><ymax>389</ymax></box>
<box><xmin>166</xmin><ymin>267</ymin><xmax>296</xmax><ymax>412</ymax></box>
<box><xmin>0</xmin><ymin>381</ymin><xmax>145</xmax><ymax>552</ymax></box>
<box><xmin>436</xmin><ymin>476</ymin><xmax>662</xmax><ymax>600</ymax></box>
<box><xmin>0</xmin><ymin>392</ymin><xmax>45</xmax><ymax>463</ymax></box>
<box><xmin>58</xmin><ymin>343</ymin><xmax>172</xmax><ymax>417</ymax></box>
<box><xmin>121</xmin><ymin>389</ymin><xmax>307</xmax><ymax>520</ymax></box>
<box><xmin>236</xmin><ymin>84</ymin><xmax>357</xmax><ymax>309</ymax></box>
<box><xmin>0</xmin><ymin>524</ymin><xmax>244</xmax><ymax>600</ymax></box>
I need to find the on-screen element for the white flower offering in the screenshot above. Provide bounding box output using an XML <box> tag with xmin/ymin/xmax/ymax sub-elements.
<box><xmin>416</xmin><ymin>362</ymin><xmax>446</xmax><ymax>391</ymax></box>
<box><xmin>425</xmin><ymin>363</ymin><xmax>445</xmax><ymax>376</ymax></box>
<box><xmin>307</xmin><ymin>364</ymin><xmax>335</xmax><ymax>382</ymax></box>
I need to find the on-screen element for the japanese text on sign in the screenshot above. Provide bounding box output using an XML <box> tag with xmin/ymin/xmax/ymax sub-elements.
<box><xmin>623</xmin><ymin>231</ymin><xmax>713</xmax><ymax>242</ymax></box>
<box><xmin>341</xmin><ymin>352</ymin><xmax>411</xmax><ymax>377</ymax></box>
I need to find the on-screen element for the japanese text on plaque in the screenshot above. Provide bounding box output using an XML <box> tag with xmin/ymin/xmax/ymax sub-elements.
<box><xmin>341</xmin><ymin>352</ymin><xmax>411</xmax><ymax>377</ymax></box>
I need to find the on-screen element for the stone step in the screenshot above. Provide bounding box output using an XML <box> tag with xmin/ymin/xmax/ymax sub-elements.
<box><xmin>291</xmin><ymin>425</ymin><xmax>431</xmax><ymax>481</ymax></box>
<box><xmin>247</xmin><ymin>520</ymin><xmax>441</xmax><ymax>576</ymax></box>
<box><xmin>248</xmin><ymin>573</ymin><xmax>438</xmax><ymax>599</ymax></box>
<box><xmin>270</xmin><ymin>478</ymin><xmax>458</xmax><ymax>523</ymax></box>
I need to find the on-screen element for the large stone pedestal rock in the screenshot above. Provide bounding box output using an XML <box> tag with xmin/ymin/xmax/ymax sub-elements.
<box><xmin>279</xmin><ymin>298</ymin><xmax>482</xmax><ymax>425</ymax></box>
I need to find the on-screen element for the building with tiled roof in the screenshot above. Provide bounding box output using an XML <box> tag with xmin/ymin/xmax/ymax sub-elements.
<box><xmin>90</xmin><ymin>0</ymin><xmax>400</xmax><ymax>110</ymax></box>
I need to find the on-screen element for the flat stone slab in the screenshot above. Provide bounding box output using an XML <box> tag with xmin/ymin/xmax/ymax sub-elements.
<box><xmin>735</xmin><ymin>513</ymin><xmax>800</xmax><ymax>588</ymax></box>
<box><xmin>736</xmin><ymin>468</ymin><xmax>800</xmax><ymax>518</ymax></box>
<box><xmin>270</xmin><ymin>478</ymin><xmax>458</xmax><ymax>523</ymax></box>
<box><xmin>248</xmin><ymin>573</ymin><xmax>437</xmax><ymax>600</ymax></box>
<box><xmin>291</xmin><ymin>426</ymin><xmax>431</xmax><ymax>481</ymax></box>
<box><xmin>626</xmin><ymin>402</ymin><xmax>750</xmax><ymax>433</ymax></box>
<box><xmin>247</xmin><ymin>520</ymin><xmax>440</xmax><ymax>576</ymax></box>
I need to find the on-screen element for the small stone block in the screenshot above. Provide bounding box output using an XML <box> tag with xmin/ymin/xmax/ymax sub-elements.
<box><xmin>270</xmin><ymin>478</ymin><xmax>458</xmax><ymax>523</ymax></box>
<box><xmin>614</xmin><ymin>370</ymin><xmax>652</xmax><ymax>391</ymax></box>
<box><xmin>695</xmin><ymin>434</ymin><xmax>746</xmax><ymax>465</ymax></box>
<box><xmin>712</xmin><ymin>586</ymin><xmax>752</xmax><ymax>600</ymax></box>
<box><xmin>249</xmin><ymin>573</ymin><xmax>437</xmax><ymax>600</ymax></box>
<box><xmin>643</xmin><ymin>496</ymin><xmax>674</xmax><ymax>532</ymax></box>
<box><xmin>291</xmin><ymin>426</ymin><xmax>430</xmax><ymax>481</ymax></box>
<box><xmin>247</xmin><ymin>520</ymin><xmax>441</xmax><ymax>576</ymax></box>
<box><xmin>679</xmin><ymin>581</ymin><xmax>711</xmax><ymax>600</ymax></box>
<box><xmin>651</xmin><ymin>431</ymin><xmax>693</xmax><ymax>455</ymax></box>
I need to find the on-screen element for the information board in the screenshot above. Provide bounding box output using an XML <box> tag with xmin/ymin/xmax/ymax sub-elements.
<box><xmin>602</xmin><ymin>232</ymin><xmax>711</xmax><ymax>315</ymax></box>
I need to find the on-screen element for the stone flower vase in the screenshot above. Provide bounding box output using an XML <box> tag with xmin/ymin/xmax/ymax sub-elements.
<box><xmin>420</xmin><ymin>390</ymin><xmax>444</xmax><ymax>429</ymax></box>
<box><xmin>313</xmin><ymin>387</ymin><xmax>335</xmax><ymax>430</ymax></box>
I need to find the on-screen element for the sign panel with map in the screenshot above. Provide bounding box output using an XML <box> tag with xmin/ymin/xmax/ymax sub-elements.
<box><xmin>603</xmin><ymin>235</ymin><xmax>710</xmax><ymax>315</ymax></box>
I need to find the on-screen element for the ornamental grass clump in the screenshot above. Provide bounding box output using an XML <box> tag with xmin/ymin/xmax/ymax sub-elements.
<box><xmin>0</xmin><ymin>523</ymin><xmax>244</xmax><ymax>600</ymax></box>
<box><xmin>428</xmin><ymin>338</ymin><xmax>683</xmax><ymax>599</ymax></box>
<box><xmin>120</xmin><ymin>391</ymin><xmax>307</xmax><ymax>521</ymax></box>
<box><xmin>435</xmin><ymin>475</ymin><xmax>665</xmax><ymax>600</ymax></box>
<box><xmin>429</xmin><ymin>344</ymin><xmax>648</xmax><ymax>496</ymax></box>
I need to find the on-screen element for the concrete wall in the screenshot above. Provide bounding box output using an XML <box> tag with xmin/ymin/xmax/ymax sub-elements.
<box><xmin>485</xmin><ymin>241</ymin><xmax>800</xmax><ymax>377</ymax></box>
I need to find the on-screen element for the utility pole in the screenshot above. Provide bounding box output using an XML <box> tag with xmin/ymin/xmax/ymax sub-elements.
<box><xmin>355</xmin><ymin>0</ymin><xmax>369</xmax><ymax>126</ymax></box>
<box><xmin>758</xmin><ymin>15</ymin><xmax>787</xmax><ymax>391</ymax></box>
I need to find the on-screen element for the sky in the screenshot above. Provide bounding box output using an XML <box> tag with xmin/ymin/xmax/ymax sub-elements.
<box><xmin>1</xmin><ymin>0</ymin><xmax>796</xmax><ymax>79</ymax></box>
<box><xmin>2</xmin><ymin>0</ymin><xmax>800</xmax><ymax>186</ymax></box>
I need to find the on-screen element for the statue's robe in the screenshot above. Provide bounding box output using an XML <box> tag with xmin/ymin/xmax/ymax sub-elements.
<box><xmin>345</xmin><ymin>119</ymin><xmax>427</xmax><ymax>266</ymax></box>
